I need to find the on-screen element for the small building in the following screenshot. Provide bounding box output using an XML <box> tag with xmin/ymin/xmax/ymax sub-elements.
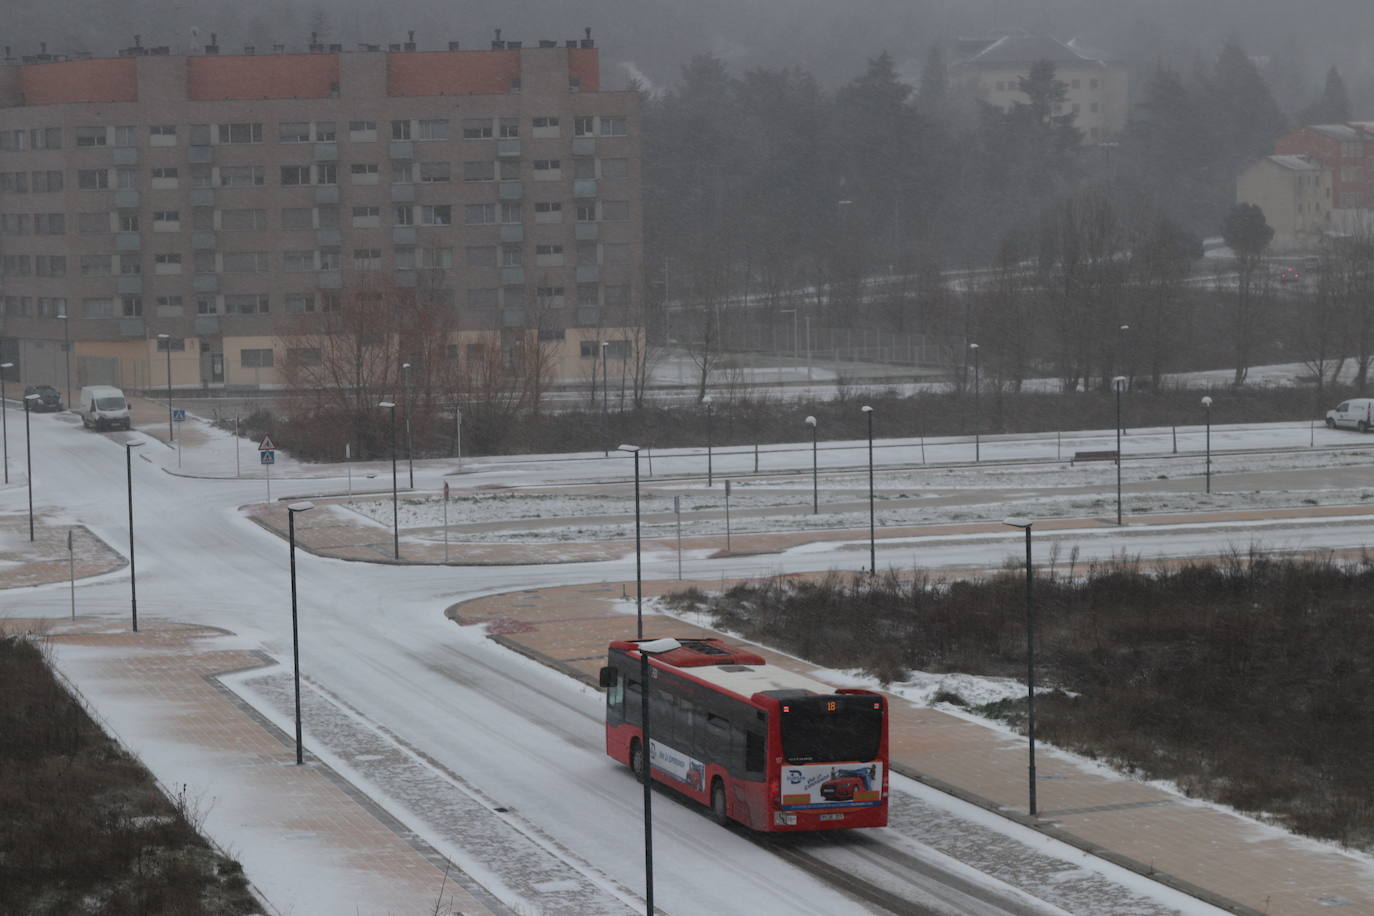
<box><xmin>952</xmin><ymin>31</ymin><xmax>1128</xmax><ymax>140</ymax></box>
<box><xmin>1235</xmin><ymin>155</ymin><xmax>1332</xmax><ymax>250</ymax></box>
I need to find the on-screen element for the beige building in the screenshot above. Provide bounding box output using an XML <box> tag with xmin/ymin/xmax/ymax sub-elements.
<box><xmin>954</xmin><ymin>32</ymin><xmax>1128</xmax><ymax>141</ymax></box>
<box><xmin>1236</xmin><ymin>155</ymin><xmax>1332</xmax><ymax>250</ymax></box>
<box><xmin>0</xmin><ymin>35</ymin><xmax>642</xmax><ymax>394</ymax></box>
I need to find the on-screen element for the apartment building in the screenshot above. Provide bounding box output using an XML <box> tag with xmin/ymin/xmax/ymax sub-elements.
<box><xmin>953</xmin><ymin>31</ymin><xmax>1128</xmax><ymax>140</ymax></box>
<box><xmin>0</xmin><ymin>34</ymin><xmax>641</xmax><ymax>391</ymax></box>
<box><xmin>1235</xmin><ymin>155</ymin><xmax>1332</xmax><ymax>250</ymax></box>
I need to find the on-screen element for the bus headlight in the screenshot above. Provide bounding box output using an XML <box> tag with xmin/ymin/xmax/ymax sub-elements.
<box><xmin>774</xmin><ymin>812</ymin><xmax>797</xmax><ymax>826</ymax></box>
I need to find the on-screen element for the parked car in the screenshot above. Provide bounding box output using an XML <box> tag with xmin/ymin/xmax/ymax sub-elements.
<box><xmin>1326</xmin><ymin>398</ymin><xmax>1374</xmax><ymax>432</ymax></box>
<box><xmin>23</xmin><ymin>385</ymin><xmax>63</xmax><ymax>412</ymax></box>
<box><xmin>1277</xmin><ymin>266</ymin><xmax>1302</xmax><ymax>282</ymax></box>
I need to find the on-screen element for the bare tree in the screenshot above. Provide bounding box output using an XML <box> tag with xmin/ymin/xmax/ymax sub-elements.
<box><xmin>1221</xmin><ymin>203</ymin><xmax>1274</xmax><ymax>386</ymax></box>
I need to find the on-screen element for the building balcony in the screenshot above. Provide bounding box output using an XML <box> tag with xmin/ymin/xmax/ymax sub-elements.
<box><xmin>389</xmin><ymin>140</ymin><xmax>414</xmax><ymax>160</ymax></box>
<box><xmin>571</xmin><ymin>137</ymin><xmax>596</xmax><ymax>156</ymax></box>
<box><xmin>317</xmin><ymin>270</ymin><xmax>342</xmax><ymax>289</ymax></box>
<box><xmin>114</xmin><ymin>189</ymin><xmax>139</xmax><ymax>208</ymax></box>
<box><xmin>391</xmin><ymin>183</ymin><xmax>416</xmax><ymax>202</ymax></box>
<box><xmin>497</xmin><ymin>139</ymin><xmax>521</xmax><ymax>157</ymax></box>
<box><xmin>575</xmin><ymin>222</ymin><xmax>599</xmax><ymax>240</ymax></box>
<box><xmin>192</xmin><ymin>273</ymin><xmax>218</xmax><ymax>292</ymax></box>
<box><xmin>395</xmin><ymin>269</ymin><xmax>417</xmax><ymax>287</ymax></box>
<box><xmin>316</xmin><ymin>228</ymin><xmax>342</xmax><ymax>247</ymax></box>
<box><xmin>576</xmin><ymin>264</ymin><xmax>600</xmax><ymax>282</ymax></box>
<box><xmin>314</xmin><ymin>142</ymin><xmax>338</xmax><ymax>161</ymax></box>
<box><xmin>498</xmin><ymin>181</ymin><xmax>523</xmax><ymax>200</ymax></box>
<box><xmin>189</xmin><ymin>188</ymin><xmax>215</xmax><ymax>207</ymax></box>
<box><xmin>117</xmin><ymin>275</ymin><xmax>143</xmax><ymax>294</ymax></box>
<box><xmin>192</xmin><ymin>231</ymin><xmax>216</xmax><ymax>250</ymax></box>
<box><xmin>500</xmin><ymin>224</ymin><xmax>524</xmax><ymax>243</ymax></box>
<box><xmin>193</xmin><ymin>315</ymin><xmax>220</xmax><ymax>336</ymax></box>
<box><xmin>392</xmin><ymin>226</ymin><xmax>417</xmax><ymax>245</ymax></box>
<box><xmin>119</xmin><ymin>317</ymin><xmax>145</xmax><ymax>337</ymax></box>
<box><xmin>113</xmin><ymin>146</ymin><xmax>138</xmax><ymax>165</ymax></box>
<box><xmin>501</xmin><ymin>266</ymin><xmax>525</xmax><ymax>284</ymax></box>
<box><xmin>116</xmin><ymin>232</ymin><xmax>141</xmax><ymax>250</ymax></box>
<box><xmin>188</xmin><ymin>145</ymin><xmax>213</xmax><ymax>163</ymax></box>
<box><xmin>573</xmin><ymin>179</ymin><xmax>597</xmax><ymax>198</ymax></box>
<box><xmin>314</xmin><ymin>185</ymin><xmax>339</xmax><ymax>204</ymax></box>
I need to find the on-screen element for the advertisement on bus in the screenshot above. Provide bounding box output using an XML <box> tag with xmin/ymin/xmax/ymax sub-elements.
<box><xmin>649</xmin><ymin>738</ymin><xmax>707</xmax><ymax>792</ymax></box>
<box><xmin>780</xmin><ymin>762</ymin><xmax>883</xmax><ymax>809</ymax></box>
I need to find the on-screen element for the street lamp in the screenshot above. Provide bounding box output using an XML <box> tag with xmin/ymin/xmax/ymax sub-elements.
<box><xmin>1</xmin><ymin>360</ymin><xmax>13</xmax><ymax>485</ymax></box>
<box><xmin>157</xmin><ymin>333</ymin><xmax>173</xmax><ymax>443</ymax></box>
<box><xmin>57</xmin><ymin>312</ymin><xmax>71</xmax><ymax>411</ymax></box>
<box><xmin>1202</xmin><ymin>396</ymin><xmax>1213</xmax><ymax>494</ymax></box>
<box><xmin>703</xmin><ymin>395</ymin><xmax>714</xmax><ymax>486</ymax></box>
<box><xmin>1114</xmin><ymin>376</ymin><xmax>1127</xmax><ymax>526</ymax></box>
<box><xmin>969</xmin><ymin>342</ymin><xmax>981</xmax><ymax>462</ymax></box>
<box><xmin>23</xmin><ymin>393</ymin><xmax>39</xmax><ymax>540</ymax></box>
<box><xmin>601</xmin><ymin>342</ymin><xmax>610</xmax><ymax>454</ymax></box>
<box><xmin>862</xmin><ymin>405</ymin><xmax>875</xmax><ymax>574</ymax></box>
<box><xmin>1002</xmin><ymin>516</ymin><xmax>1037</xmax><ymax>817</ymax></box>
<box><xmin>379</xmin><ymin>401</ymin><xmax>399</xmax><ymax>559</ymax></box>
<box><xmin>124</xmin><ymin>439</ymin><xmax>145</xmax><ymax>630</ymax></box>
<box><xmin>618</xmin><ymin>444</ymin><xmax>643</xmax><ymax>639</ymax></box>
<box><xmin>401</xmin><ymin>363</ymin><xmax>414</xmax><ymax>489</ymax></box>
<box><xmin>635</xmin><ymin>636</ymin><xmax>683</xmax><ymax>916</ymax></box>
<box><xmin>287</xmin><ymin>501</ymin><xmax>315</xmax><ymax>765</ymax></box>
<box><xmin>1117</xmin><ymin>324</ymin><xmax>1131</xmax><ymax>396</ymax></box>
<box><xmin>805</xmin><ymin>415</ymin><xmax>818</xmax><ymax>514</ymax></box>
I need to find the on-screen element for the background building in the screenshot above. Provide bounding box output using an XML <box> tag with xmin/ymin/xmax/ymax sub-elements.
<box><xmin>1235</xmin><ymin>154</ymin><xmax>1332</xmax><ymax>250</ymax></box>
<box><xmin>953</xmin><ymin>30</ymin><xmax>1128</xmax><ymax>141</ymax></box>
<box><xmin>0</xmin><ymin>34</ymin><xmax>641</xmax><ymax>393</ymax></box>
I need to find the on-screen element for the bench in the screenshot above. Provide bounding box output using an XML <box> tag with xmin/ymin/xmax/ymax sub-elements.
<box><xmin>1071</xmin><ymin>450</ymin><xmax>1119</xmax><ymax>465</ymax></box>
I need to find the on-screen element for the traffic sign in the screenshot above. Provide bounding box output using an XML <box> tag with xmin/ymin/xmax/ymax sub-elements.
<box><xmin>258</xmin><ymin>434</ymin><xmax>277</xmax><ymax>451</ymax></box>
<box><xmin>260</xmin><ymin>450</ymin><xmax>275</xmax><ymax>465</ymax></box>
<box><xmin>172</xmin><ymin>409</ymin><xmax>186</xmax><ymax>422</ymax></box>
<box><xmin>443</xmin><ymin>481</ymin><xmax>450</xmax><ymax>501</ymax></box>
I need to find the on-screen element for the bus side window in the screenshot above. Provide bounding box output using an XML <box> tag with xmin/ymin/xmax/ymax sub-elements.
<box><xmin>605</xmin><ymin>668</ymin><xmax>624</xmax><ymax>713</ymax></box>
<box><xmin>705</xmin><ymin>713</ymin><xmax>729</xmax><ymax>761</ymax></box>
<box><xmin>744</xmin><ymin>729</ymin><xmax>765</xmax><ymax>777</ymax></box>
<box><xmin>625</xmin><ymin>679</ymin><xmax>642</xmax><ymax>727</ymax></box>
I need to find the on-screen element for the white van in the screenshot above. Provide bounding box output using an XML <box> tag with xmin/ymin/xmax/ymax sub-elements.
<box><xmin>1326</xmin><ymin>398</ymin><xmax>1374</xmax><ymax>432</ymax></box>
<box><xmin>79</xmin><ymin>385</ymin><xmax>131</xmax><ymax>431</ymax></box>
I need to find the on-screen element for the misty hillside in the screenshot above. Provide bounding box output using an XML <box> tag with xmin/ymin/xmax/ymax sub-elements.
<box><xmin>7</xmin><ymin>0</ymin><xmax>1374</xmax><ymax>110</ymax></box>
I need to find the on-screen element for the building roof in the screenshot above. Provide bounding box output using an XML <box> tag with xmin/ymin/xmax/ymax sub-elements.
<box><xmin>958</xmin><ymin>33</ymin><xmax>1109</xmax><ymax>70</ymax></box>
<box><xmin>1308</xmin><ymin>124</ymin><xmax>1363</xmax><ymax>140</ymax></box>
<box><xmin>1268</xmin><ymin>154</ymin><xmax>1324</xmax><ymax>171</ymax></box>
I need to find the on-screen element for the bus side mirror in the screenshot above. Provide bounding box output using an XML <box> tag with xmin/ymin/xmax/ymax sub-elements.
<box><xmin>599</xmin><ymin>666</ymin><xmax>617</xmax><ymax>688</ymax></box>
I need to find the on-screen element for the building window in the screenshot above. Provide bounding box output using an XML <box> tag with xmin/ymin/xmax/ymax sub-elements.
<box><xmin>318</xmin><ymin>249</ymin><xmax>341</xmax><ymax>270</ymax></box>
<box><xmin>394</xmin><ymin>248</ymin><xmax>416</xmax><ymax>270</ymax></box>
<box><xmin>76</xmin><ymin>126</ymin><xmax>107</xmax><ymax>147</ymax></box>
<box><xmin>240</xmin><ymin>348</ymin><xmax>274</xmax><ymax>367</ymax></box>
<box><xmin>80</xmin><ymin>254</ymin><xmax>111</xmax><ymax>277</ymax></box>
<box><xmin>350</xmin><ymin>120</ymin><xmax>378</xmax><ymax>141</ymax></box>
<box><xmin>220</xmin><ymin>166</ymin><xmax>265</xmax><ymax>187</ymax></box>
<box><xmin>418</xmin><ymin>119</ymin><xmax>449</xmax><ymax>140</ymax></box>
<box><xmin>150</xmin><ymin>166</ymin><xmax>179</xmax><ymax>189</ymax></box>
<box><xmin>501</xmin><ymin>202</ymin><xmax>521</xmax><ymax>223</ymax></box>
<box><xmin>190</xmin><ymin>165</ymin><xmax>213</xmax><ymax>188</ymax></box>
<box><xmin>78</xmin><ymin>169</ymin><xmax>110</xmax><ymax>190</ymax></box>
<box><xmin>279</xmin><ymin>121</ymin><xmax>311</xmax><ymax>143</ymax></box>
<box><xmin>32</xmin><ymin>170</ymin><xmax>63</xmax><ymax>192</ymax></box>
<box><xmin>352</xmin><ymin>206</ymin><xmax>381</xmax><ymax>228</ymax></box>
<box><xmin>315</xmin><ymin>163</ymin><xmax>337</xmax><ymax>185</ymax></box>
<box><xmin>535</xmin><ymin>244</ymin><xmax>564</xmax><ymax>266</ymax></box>
<box><xmin>599</xmin><ymin>117</ymin><xmax>627</xmax><ymax>137</ymax></box>
<box><xmin>466</xmin><ymin>246</ymin><xmax>497</xmax><ymax>267</ymax></box>
<box><xmin>420</xmin><ymin>205</ymin><xmax>452</xmax><ymax>226</ymax></box>
<box><xmin>391</xmin><ymin>120</ymin><xmax>412</xmax><ymax>140</ymax></box>
<box><xmin>31</xmin><ymin>127</ymin><xmax>62</xmax><ymax>149</ymax></box>
<box><xmin>315</xmin><ymin>121</ymin><xmax>336</xmax><ymax>141</ymax></box>
<box><xmin>499</xmin><ymin>118</ymin><xmax>519</xmax><ymax>138</ymax></box>
<box><xmin>155</xmin><ymin>295</ymin><xmax>184</xmax><ymax>315</ymax></box>
<box><xmin>463</xmin><ymin>160</ymin><xmax>495</xmax><ymax>182</ymax></box>
<box><xmin>227</xmin><ymin>295</ymin><xmax>270</xmax><ymax>315</ymax></box>
<box><xmin>119</xmin><ymin>253</ymin><xmax>141</xmax><ymax>275</ymax></box>
<box><xmin>197</xmin><ymin>296</ymin><xmax>218</xmax><ymax>315</ymax></box>
<box><xmin>574</xmin><ymin>116</ymin><xmax>595</xmax><ymax>137</ymax></box>
<box><xmin>576</xmin><ymin>202</ymin><xmax>597</xmax><ymax>222</ymax></box>
<box><xmin>82</xmin><ymin>297</ymin><xmax>114</xmax><ymax>318</ymax></box>
<box><xmin>1089</xmin><ymin>79</ymin><xmax>1100</xmax><ymax>90</ymax></box>
<box><xmin>501</xmin><ymin>246</ymin><xmax>523</xmax><ymax>267</ymax></box>
<box><xmin>222</xmin><ymin>251</ymin><xmax>270</xmax><ymax>273</ymax></box>
<box><xmin>601</xmin><ymin>158</ymin><xmax>629</xmax><ymax>179</ymax></box>
<box><xmin>419</xmin><ymin>161</ymin><xmax>451</xmax><ymax>183</ymax></box>
<box><xmin>281</xmin><ymin>165</ymin><xmax>312</xmax><ymax>186</ymax></box>
<box><xmin>282</xmin><ymin>208</ymin><xmax>313</xmax><ymax>230</ymax></box>
<box><xmin>79</xmin><ymin>212</ymin><xmax>108</xmax><ymax>233</ymax></box>
<box><xmin>462</xmin><ymin>118</ymin><xmax>494</xmax><ymax>139</ymax></box>
<box><xmin>283</xmin><ymin>250</ymin><xmax>316</xmax><ymax>271</ymax></box>
<box><xmin>350</xmin><ymin>163</ymin><xmax>380</xmax><ymax>184</ymax></box>
<box><xmin>121</xmin><ymin>295</ymin><xmax>142</xmax><ymax>317</ymax></box>
<box><xmin>533</xmin><ymin>159</ymin><xmax>561</xmax><ymax>179</ymax></box>
<box><xmin>0</xmin><ymin>130</ymin><xmax>27</xmax><ymax>150</ymax></box>
<box><xmin>603</xmin><ymin>243</ymin><xmax>630</xmax><ymax>264</ymax></box>
<box><xmin>153</xmin><ymin>210</ymin><xmax>180</xmax><ymax>230</ymax></box>
<box><xmin>394</xmin><ymin>205</ymin><xmax>414</xmax><ymax>226</ymax></box>
<box><xmin>218</xmin><ymin>122</ymin><xmax>263</xmax><ymax>144</ymax></box>
<box><xmin>154</xmin><ymin>253</ymin><xmax>182</xmax><ymax>275</ymax></box>
<box><xmin>352</xmin><ymin>248</ymin><xmax>383</xmax><ymax>270</ymax></box>
<box><xmin>464</xmin><ymin>203</ymin><xmax>497</xmax><ymax>225</ymax></box>
<box><xmin>285</xmin><ymin>293</ymin><xmax>316</xmax><ymax>314</ymax></box>
<box><xmin>420</xmin><ymin>247</ymin><xmax>453</xmax><ymax>269</ymax></box>
<box><xmin>288</xmin><ymin>347</ymin><xmax>322</xmax><ymax>366</ymax></box>
<box><xmin>221</xmin><ymin>208</ymin><xmax>267</xmax><ymax>231</ymax></box>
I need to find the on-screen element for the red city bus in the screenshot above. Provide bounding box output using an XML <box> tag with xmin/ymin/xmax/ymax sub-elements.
<box><xmin>600</xmin><ymin>637</ymin><xmax>889</xmax><ymax>831</ymax></box>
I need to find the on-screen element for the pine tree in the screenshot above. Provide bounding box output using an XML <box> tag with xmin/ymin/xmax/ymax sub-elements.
<box><xmin>1299</xmin><ymin>66</ymin><xmax>1352</xmax><ymax>126</ymax></box>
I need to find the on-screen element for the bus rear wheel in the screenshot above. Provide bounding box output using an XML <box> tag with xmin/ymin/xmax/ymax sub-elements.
<box><xmin>710</xmin><ymin>779</ymin><xmax>729</xmax><ymax>825</ymax></box>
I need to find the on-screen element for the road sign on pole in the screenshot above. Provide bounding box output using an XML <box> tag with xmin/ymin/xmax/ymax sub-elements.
<box><xmin>172</xmin><ymin>409</ymin><xmax>186</xmax><ymax>422</ymax></box>
<box><xmin>258</xmin><ymin>434</ymin><xmax>277</xmax><ymax>452</ymax></box>
<box><xmin>260</xmin><ymin>450</ymin><xmax>275</xmax><ymax>465</ymax></box>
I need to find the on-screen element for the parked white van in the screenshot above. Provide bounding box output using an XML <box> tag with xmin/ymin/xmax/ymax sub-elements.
<box><xmin>79</xmin><ymin>385</ymin><xmax>131</xmax><ymax>431</ymax></box>
<box><xmin>1325</xmin><ymin>398</ymin><xmax>1374</xmax><ymax>432</ymax></box>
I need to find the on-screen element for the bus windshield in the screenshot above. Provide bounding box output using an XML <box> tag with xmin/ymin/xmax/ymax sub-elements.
<box><xmin>779</xmin><ymin>696</ymin><xmax>883</xmax><ymax>763</ymax></box>
<box><xmin>95</xmin><ymin>397</ymin><xmax>125</xmax><ymax>410</ymax></box>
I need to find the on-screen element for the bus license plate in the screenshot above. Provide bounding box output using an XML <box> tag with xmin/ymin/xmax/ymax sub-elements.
<box><xmin>819</xmin><ymin>813</ymin><xmax>844</xmax><ymax>821</ymax></box>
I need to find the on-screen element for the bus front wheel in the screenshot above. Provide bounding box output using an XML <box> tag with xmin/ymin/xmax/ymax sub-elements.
<box><xmin>710</xmin><ymin>779</ymin><xmax>729</xmax><ymax>825</ymax></box>
<box><xmin>630</xmin><ymin>739</ymin><xmax>645</xmax><ymax>781</ymax></box>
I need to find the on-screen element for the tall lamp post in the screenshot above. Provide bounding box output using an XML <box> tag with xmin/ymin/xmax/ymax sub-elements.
<box><xmin>401</xmin><ymin>362</ymin><xmax>414</xmax><ymax>489</ymax></box>
<box><xmin>57</xmin><ymin>312</ymin><xmax>71</xmax><ymax>411</ymax></box>
<box><xmin>1202</xmin><ymin>396</ymin><xmax>1213</xmax><ymax>494</ymax></box>
<box><xmin>636</xmin><ymin>636</ymin><xmax>683</xmax><ymax>916</ymax></box>
<box><xmin>124</xmin><ymin>439</ymin><xmax>145</xmax><ymax>630</ymax></box>
<box><xmin>969</xmin><ymin>342</ymin><xmax>981</xmax><ymax>462</ymax></box>
<box><xmin>287</xmin><ymin>501</ymin><xmax>315</xmax><ymax>765</ymax></box>
<box><xmin>379</xmin><ymin>401</ymin><xmax>399</xmax><ymax>559</ymax></box>
<box><xmin>24</xmin><ymin>393</ymin><xmax>39</xmax><ymax>540</ymax></box>
<box><xmin>618</xmin><ymin>445</ymin><xmax>644</xmax><ymax>639</ymax></box>
<box><xmin>1</xmin><ymin>360</ymin><xmax>13</xmax><ymax>485</ymax></box>
<box><xmin>703</xmin><ymin>395</ymin><xmax>714</xmax><ymax>486</ymax></box>
<box><xmin>157</xmin><ymin>333</ymin><xmax>173</xmax><ymax>443</ymax></box>
<box><xmin>1117</xmin><ymin>324</ymin><xmax>1131</xmax><ymax>401</ymax></box>
<box><xmin>1114</xmin><ymin>376</ymin><xmax>1127</xmax><ymax>526</ymax></box>
<box><xmin>1002</xmin><ymin>516</ymin><xmax>1037</xmax><ymax>817</ymax></box>
<box><xmin>862</xmin><ymin>405</ymin><xmax>875</xmax><ymax>574</ymax></box>
<box><xmin>804</xmin><ymin>415</ymin><xmax>818</xmax><ymax>514</ymax></box>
